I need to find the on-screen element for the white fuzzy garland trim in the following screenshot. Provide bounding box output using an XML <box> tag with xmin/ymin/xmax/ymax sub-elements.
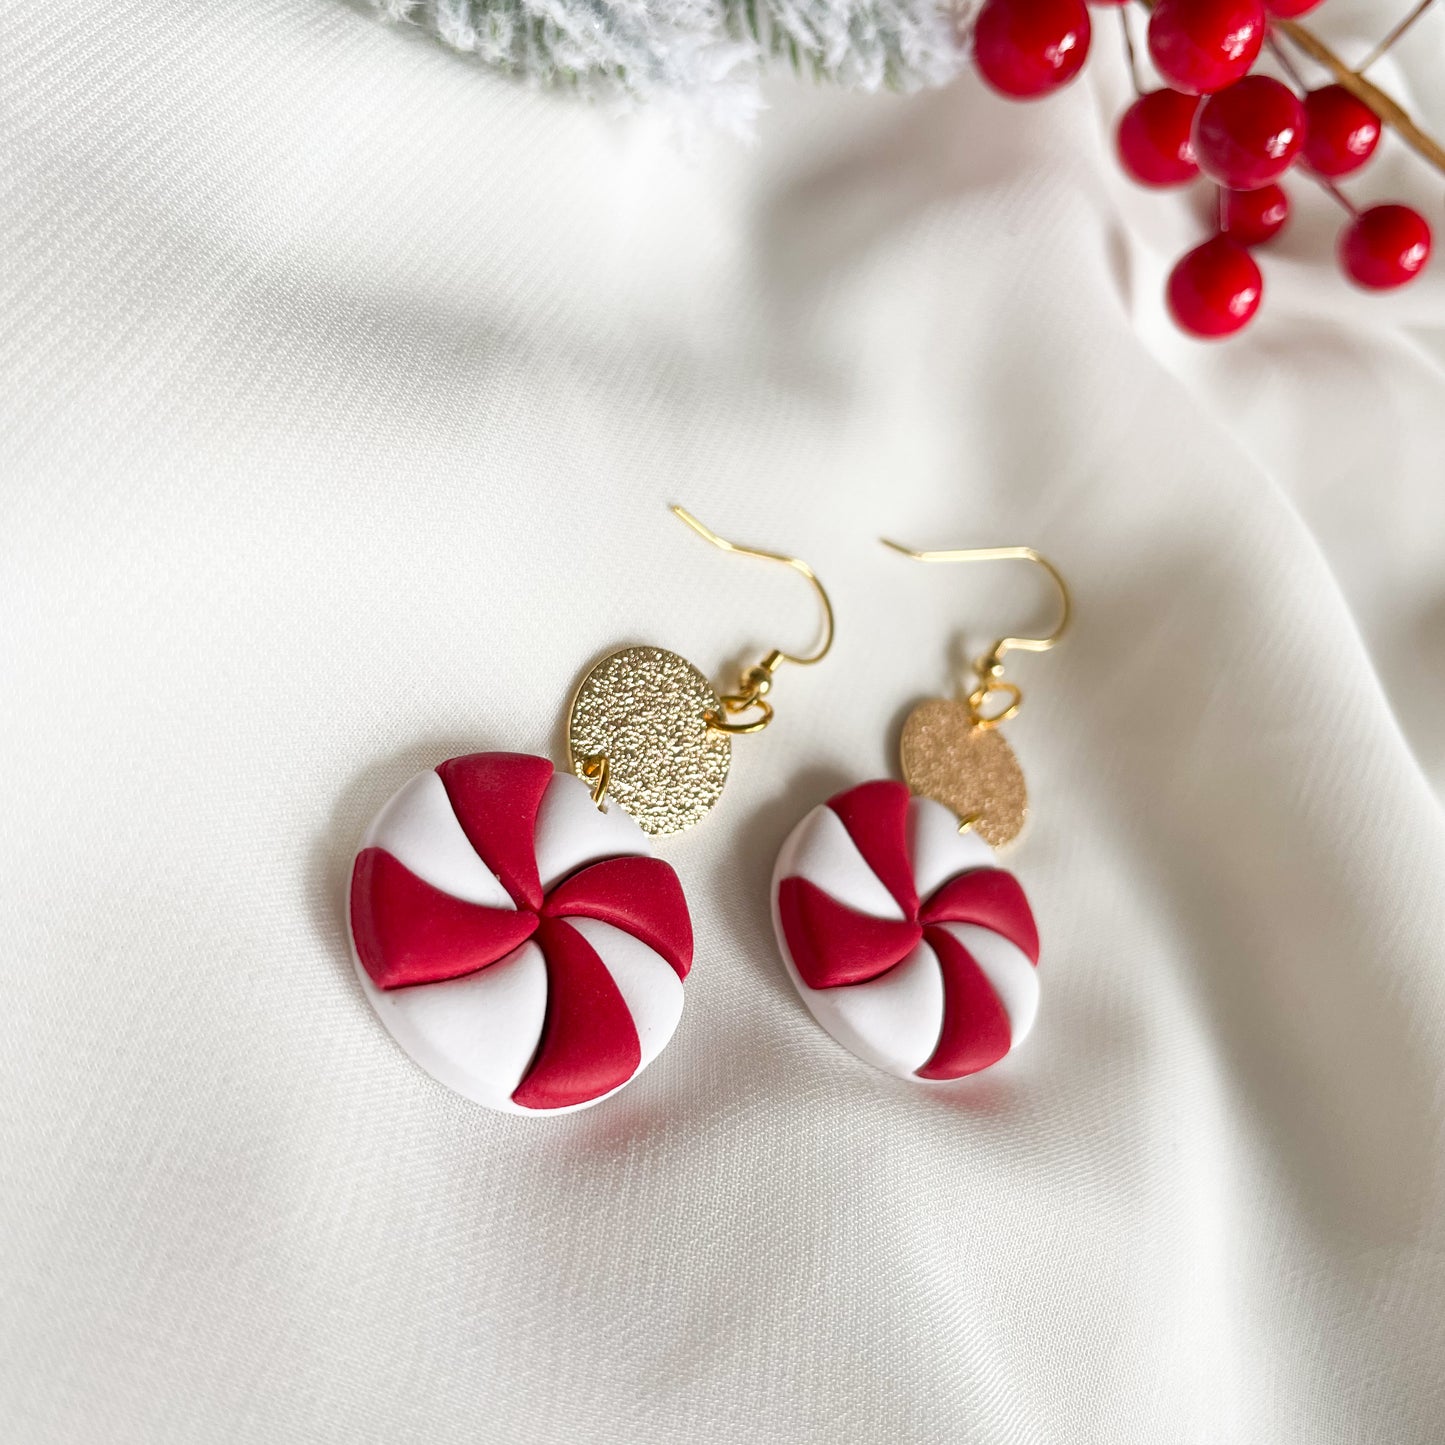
<box><xmin>373</xmin><ymin>0</ymin><xmax>974</xmax><ymax>129</ymax></box>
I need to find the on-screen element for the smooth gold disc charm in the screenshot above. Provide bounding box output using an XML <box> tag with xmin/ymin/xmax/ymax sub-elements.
<box><xmin>899</xmin><ymin>698</ymin><xmax>1028</xmax><ymax>848</ymax></box>
<box><xmin>567</xmin><ymin>646</ymin><xmax>731</xmax><ymax>836</ymax></box>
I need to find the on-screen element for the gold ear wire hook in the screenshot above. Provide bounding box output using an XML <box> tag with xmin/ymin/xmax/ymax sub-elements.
<box><xmin>880</xmin><ymin>540</ymin><xmax>1069</xmax><ymax>727</ymax></box>
<box><xmin>673</xmin><ymin>505</ymin><xmax>835</xmax><ymax>735</ymax></box>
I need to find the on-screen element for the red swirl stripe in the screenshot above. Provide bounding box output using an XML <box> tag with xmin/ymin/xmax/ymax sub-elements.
<box><xmin>776</xmin><ymin>877</ymin><xmax>922</xmax><ymax>989</ymax></box>
<box><xmin>921</xmin><ymin>869</ymin><xmax>1039</xmax><ymax>964</ymax></box>
<box><xmin>509</xmin><ymin>918</ymin><xmax>642</xmax><ymax>1111</ymax></box>
<box><xmin>436</xmin><ymin>752</ymin><xmax>553</xmax><ymax>911</ymax></box>
<box><xmin>543</xmin><ymin>855</ymin><xmax>694</xmax><ymax>980</ymax></box>
<box><xmin>826</xmin><ymin>780</ymin><xmax>920</xmax><ymax>916</ymax></box>
<box><xmin>915</xmin><ymin>926</ymin><xmax>1014</xmax><ymax>1079</ymax></box>
<box><xmin>350</xmin><ymin>848</ymin><xmax>539</xmax><ymax>990</ymax></box>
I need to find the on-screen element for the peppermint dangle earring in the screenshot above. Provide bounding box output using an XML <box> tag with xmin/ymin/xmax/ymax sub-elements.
<box><xmin>770</xmin><ymin>542</ymin><xmax>1070</xmax><ymax>1083</ymax></box>
<box><xmin>348</xmin><ymin>506</ymin><xmax>833</xmax><ymax>1117</ymax></box>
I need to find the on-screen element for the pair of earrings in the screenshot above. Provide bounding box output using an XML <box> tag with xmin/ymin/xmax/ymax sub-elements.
<box><xmin>345</xmin><ymin>508</ymin><xmax>1069</xmax><ymax>1115</ymax></box>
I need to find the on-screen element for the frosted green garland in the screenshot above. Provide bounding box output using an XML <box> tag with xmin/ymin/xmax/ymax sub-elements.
<box><xmin>372</xmin><ymin>0</ymin><xmax>970</xmax><ymax>126</ymax></box>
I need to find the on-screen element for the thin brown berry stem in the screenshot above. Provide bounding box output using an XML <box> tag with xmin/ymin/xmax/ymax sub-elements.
<box><xmin>1264</xmin><ymin>35</ymin><xmax>1309</xmax><ymax>92</ymax></box>
<box><xmin>1270</xmin><ymin>16</ymin><xmax>1445</xmax><ymax>177</ymax></box>
<box><xmin>1118</xmin><ymin>6</ymin><xmax>1144</xmax><ymax>96</ymax></box>
<box><xmin>1357</xmin><ymin>0</ymin><xmax>1436</xmax><ymax>75</ymax></box>
<box><xmin>1314</xmin><ymin>173</ymin><xmax>1361</xmax><ymax>218</ymax></box>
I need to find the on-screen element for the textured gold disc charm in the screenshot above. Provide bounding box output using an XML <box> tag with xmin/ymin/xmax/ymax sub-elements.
<box><xmin>567</xmin><ymin>646</ymin><xmax>731</xmax><ymax>836</ymax></box>
<box><xmin>899</xmin><ymin>698</ymin><xmax>1027</xmax><ymax>848</ymax></box>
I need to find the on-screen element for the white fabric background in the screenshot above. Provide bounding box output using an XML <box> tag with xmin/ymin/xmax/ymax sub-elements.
<box><xmin>4</xmin><ymin>3</ymin><xmax>1445</xmax><ymax>1441</ymax></box>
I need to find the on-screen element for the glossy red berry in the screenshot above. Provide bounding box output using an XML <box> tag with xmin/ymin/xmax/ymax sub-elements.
<box><xmin>1264</xmin><ymin>0</ymin><xmax>1323</xmax><ymax>14</ymax></box>
<box><xmin>1147</xmin><ymin>0</ymin><xmax>1265</xmax><ymax>96</ymax></box>
<box><xmin>1339</xmin><ymin>204</ymin><xmax>1432</xmax><ymax>289</ymax></box>
<box><xmin>1167</xmin><ymin>236</ymin><xmax>1263</xmax><ymax>337</ymax></box>
<box><xmin>1117</xmin><ymin>90</ymin><xmax>1202</xmax><ymax>186</ymax></box>
<box><xmin>1193</xmin><ymin>76</ymin><xmax>1305</xmax><ymax>190</ymax></box>
<box><xmin>1302</xmin><ymin>86</ymin><xmax>1381</xmax><ymax>176</ymax></box>
<box><xmin>1219</xmin><ymin>183</ymin><xmax>1289</xmax><ymax>245</ymax></box>
<box><xmin>974</xmin><ymin>0</ymin><xmax>1092</xmax><ymax>99</ymax></box>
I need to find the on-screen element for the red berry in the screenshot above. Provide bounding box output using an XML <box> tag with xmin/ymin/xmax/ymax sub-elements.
<box><xmin>973</xmin><ymin>0</ymin><xmax>1092</xmax><ymax>99</ymax></box>
<box><xmin>1117</xmin><ymin>90</ymin><xmax>1202</xmax><ymax>186</ymax></box>
<box><xmin>1167</xmin><ymin>236</ymin><xmax>1263</xmax><ymax>337</ymax></box>
<box><xmin>1264</xmin><ymin>0</ymin><xmax>1323</xmax><ymax>14</ymax></box>
<box><xmin>1193</xmin><ymin>76</ymin><xmax>1305</xmax><ymax>190</ymax></box>
<box><xmin>1302</xmin><ymin>86</ymin><xmax>1381</xmax><ymax>176</ymax></box>
<box><xmin>1219</xmin><ymin>183</ymin><xmax>1289</xmax><ymax>245</ymax></box>
<box><xmin>1339</xmin><ymin>204</ymin><xmax>1432</xmax><ymax>289</ymax></box>
<box><xmin>1147</xmin><ymin>0</ymin><xmax>1264</xmax><ymax>96</ymax></box>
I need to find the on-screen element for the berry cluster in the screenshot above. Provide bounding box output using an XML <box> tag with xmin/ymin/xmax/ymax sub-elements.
<box><xmin>972</xmin><ymin>0</ymin><xmax>1435</xmax><ymax>337</ymax></box>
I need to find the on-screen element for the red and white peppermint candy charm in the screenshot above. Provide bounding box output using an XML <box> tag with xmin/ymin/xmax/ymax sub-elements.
<box><xmin>348</xmin><ymin>752</ymin><xmax>693</xmax><ymax>1115</ymax></box>
<box><xmin>771</xmin><ymin>780</ymin><xmax>1040</xmax><ymax>1081</ymax></box>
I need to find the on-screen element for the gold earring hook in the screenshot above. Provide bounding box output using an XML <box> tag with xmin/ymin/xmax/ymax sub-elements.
<box><xmin>673</xmin><ymin>507</ymin><xmax>835</xmax><ymax>668</ymax></box>
<box><xmin>880</xmin><ymin>540</ymin><xmax>1069</xmax><ymax>728</ymax></box>
<box><xmin>673</xmin><ymin>505</ymin><xmax>835</xmax><ymax>735</ymax></box>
